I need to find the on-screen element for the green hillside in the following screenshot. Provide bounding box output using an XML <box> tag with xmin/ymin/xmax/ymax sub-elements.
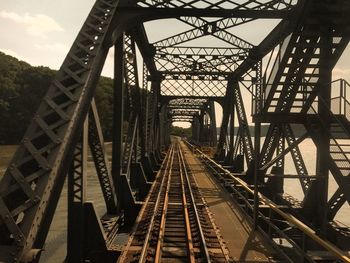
<box><xmin>0</xmin><ymin>52</ymin><xmax>115</xmax><ymax>144</ymax></box>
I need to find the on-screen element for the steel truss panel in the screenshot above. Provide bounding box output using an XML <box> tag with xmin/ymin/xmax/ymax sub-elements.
<box><xmin>167</xmin><ymin>98</ymin><xmax>212</xmax><ymax>126</ymax></box>
<box><xmin>169</xmin><ymin>109</ymin><xmax>200</xmax><ymax>116</ymax></box>
<box><xmin>155</xmin><ymin>52</ymin><xmax>240</xmax><ymax>75</ymax></box>
<box><xmin>153</xmin><ymin>17</ymin><xmax>253</xmax><ymax>52</ymax></box>
<box><xmin>161</xmin><ymin>77</ymin><xmax>226</xmax><ymax>97</ymax></box>
<box><xmin>168</xmin><ymin>98</ymin><xmax>208</xmax><ymax>106</ymax></box>
<box><xmin>88</xmin><ymin>101</ymin><xmax>118</xmax><ymax>213</ymax></box>
<box><xmin>123</xmin><ymin>33</ymin><xmax>144</xmax><ymax>169</ymax></box>
<box><xmin>136</xmin><ymin>0</ymin><xmax>297</xmax><ymax>10</ymax></box>
<box><xmin>233</xmin><ymin>83</ymin><xmax>254</xmax><ymax>163</ymax></box>
<box><xmin>168</xmin><ymin>104</ymin><xmax>204</xmax><ymax>110</ymax></box>
<box><xmin>171</xmin><ymin>116</ymin><xmax>194</xmax><ymax>122</ymax></box>
<box><xmin>0</xmin><ymin>1</ymin><xmax>118</xmax><ymax>261</ymax></box>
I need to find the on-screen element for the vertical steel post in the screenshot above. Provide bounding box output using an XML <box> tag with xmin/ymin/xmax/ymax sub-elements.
<box><xmin>253</xmin><ymin>118</ymin><xmax>261</xmax><ymax>229</ymax></box>
<box><xmin>192</xmin><ymin>117</ymin><xmax>200</xmax><ymax>142</ymax></box>
<box><xmin>230</xmin><ymin>105</ymin><xmax>235</xmax><ymax>149</ymax></box>
<box><xmin>148</xmin><ymin>81</ymin><xmax>160</xmax><ymax>155</ymax></box>
<box><xmin>227</xmin><ymin>102</ymin><xmax>235</xmax><ymax>164</ymax></box>
<box><xmin>204</xmin><ymin>114</ymin><xmax>209</xmax><ymax>143</ymax></box>
<box><xmin>165</xmin><ymin>105</ymin><xmax>171</xmax><ymax>146</ymax></box>
<box><xmin>315</xmin><ymin>26</ymin><xmax>332</xmax><ymax>235</ymax></box>
<box><xmin>209</xmin><ymin>101</ymin><xmax>218</xmax><ymax>146</ymax></box>
<box><xmin>277</xmin><ymin>127</ymin><xmax>285</xmax><ymax>171</ymax></box>
<box><xmin>159</xmin><ymin>105</ymin><xmax>165</xmax><ymax>149</ymax></box>
<box><xmin>217</xmin><ymin>84</ymin><xmax>233</xmax><ymax>159</ymax></box>
<box><xmin>191</xmin><ymin>120</ymin><xmax>195</xmax><ymax>141</ymax></box>
<box><xmin>253</xmin><ymin>60</ymin><xmax>263</xmax><ymax>229</ymax></box>
<box><xmin>143</xmin><ymin>63</ymin><xmax>149</xmax><ymax>157</ymax></box>
<box><xmin>67</xmin><ymin>117</ymin><xmax>88</xmax><ymax>262</ymax></box>
<box><xmin>112</xmin><ymin>36</ymin><xmax>125</xmax><ymax>212</ymax></box>
<box><xmin>199</xmin><ymin>111</ymin><xmax>205</xmax><ymax>143</ymax></box>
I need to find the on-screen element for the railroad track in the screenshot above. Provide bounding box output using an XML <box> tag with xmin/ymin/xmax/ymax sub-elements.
<box><xmin>119</xmin><ymin>140</ymin><xmax>231</xmax><ymax>262</ymax></box>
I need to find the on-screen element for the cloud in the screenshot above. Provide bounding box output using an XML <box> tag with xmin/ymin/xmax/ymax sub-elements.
<box><xmin>0</xmin><ymin>10</ymin><xmax>64</xmax><ymax>37</ymax></box>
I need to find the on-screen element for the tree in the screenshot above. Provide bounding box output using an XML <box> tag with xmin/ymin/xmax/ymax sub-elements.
<box><xmin>0</xmin><ymin>52</ymin><xmax>119</xmax><ymax>144</ymax></box>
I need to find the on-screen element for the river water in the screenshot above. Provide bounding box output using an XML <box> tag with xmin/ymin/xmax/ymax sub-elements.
<box><xmin>279</xmin><ymin>138</ymin><xmax>350</xmax><ymax>226</ymax></box>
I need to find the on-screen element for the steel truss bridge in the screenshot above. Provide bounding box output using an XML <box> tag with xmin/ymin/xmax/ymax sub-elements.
<box><xmin>0</xmin><ymin>0</ymin><xmax>350</xmax><ymax>262</ymax></box>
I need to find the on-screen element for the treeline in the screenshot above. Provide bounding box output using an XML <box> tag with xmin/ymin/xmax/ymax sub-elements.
<box><xmin>170</xmin><ymin>125</ymin><xmax>192</xmax><ymax>138</ymax></box>
<box><xmin>0</xmin><ymin>52</ymin><xmax>115</xmax><ymax>144</ymax></box>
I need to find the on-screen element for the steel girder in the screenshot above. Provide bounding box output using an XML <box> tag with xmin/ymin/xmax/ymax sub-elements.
<box><xmin>216</xmin><ymin>83</ymin><xmax>233</xmax><ymax>159</ymax></box>
<box><xmin>169</xmin><ymin>109</ymin><xmax>200</xmax><ymax>117</ymax></box>
<box><xmin>135</xmin><ymin>0</ymin><xmax>297</xmax><ymax>10</ymax></box>
<box><xmin>216</xmin><ymin>58</ymin><xmax>262</xmax><ymax>163</ymax></box>
<box><xmin>89</xmin><ymin>101</ymin><xmax>118</xmax><ymax>213</ymax></box>
<box><xmin>155</xmin><ymin>47</ymin><xmax>242</xmax><ymax>76</ymax></box>
<box><xmin>172</xmin><ymin>116</ymin><xmax>193</xmax><ymax>121</ymax></box>
<box><xmin>123</xmin><ymin>33</ymin><xmax>147</xmax><ymax>176</ymax></box>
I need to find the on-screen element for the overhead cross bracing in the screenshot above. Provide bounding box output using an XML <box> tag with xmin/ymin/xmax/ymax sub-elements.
<box><xmin>131</xmin><ymin>0</ymin><xmax>298</xmax><ymax>101</ymax></box>
<box><xmin>0</xmin><ymin>0</ymin><xmax>349</xmax><ymax>262</ymax></box>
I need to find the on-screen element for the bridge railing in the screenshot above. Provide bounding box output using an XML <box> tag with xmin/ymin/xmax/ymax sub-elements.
<box><xmin>308</xmin><ymin>79</ymin><xmax>350</xmax><ymax>139</ymax></box>
<box><xmin>330</xmin><ymin>79</ymin><xmax>350</xmax><ymax>121</ymax></box>
<box><xmin>184</xmin><ymin>140</ymin><xmax>350</xmax><ymax>263</ymax></box>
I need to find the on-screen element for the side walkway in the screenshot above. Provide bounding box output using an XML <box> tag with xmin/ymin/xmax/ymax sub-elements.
<box><xmin>181</xmin><ymin>141</ymin><xmax>278</xmax><ymax>262</ymax></box>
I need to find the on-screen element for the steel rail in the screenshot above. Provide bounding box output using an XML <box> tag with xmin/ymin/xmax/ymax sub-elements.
<box><xmin>120</xmin><ymin>140</ymin><xmax>232</xmax><ymax>262</ymax></box>
<box><xmin>177</xmin><ymin>145</ymin><xmax>196</xmax><ymax>263</ymax></box>
<box><xmin>178</xmin><ymin>143</ymin><xmax>212</xmax><ymax>263</ymax></box>
<box><xmin>138</xmin><ymin>144</ymin><xmax>175</xmax><ymax>263</ymax></box>
<box><xmin>186</xmin><ymin>141</ymin><xmax>350</xmax><ymax>263</ymax></box>
<box><xmin>154</xmin><ymin>147</ymin><xmax>174</xmax><ymax>262</ymax></box>
<box><xmin>154</xmin><ymin>143</ymin><xmax>198</xmax><ymax>262</ymax></box>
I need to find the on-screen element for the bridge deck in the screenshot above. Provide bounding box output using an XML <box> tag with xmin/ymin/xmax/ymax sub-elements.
<box><xmin>181</xmin><ymin>141</ymin><xmax>278</xmax><ymax>262</ymax></box>
<box><xmin>119</xmin><ymin>140</ymin><xmax>232</xmax><ymax>262</ymax></box>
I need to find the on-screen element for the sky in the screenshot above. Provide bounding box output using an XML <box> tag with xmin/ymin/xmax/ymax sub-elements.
<box><xmin>0</xmin><ymin>0</ymin><xmax>105</xmax><ymax>72</ymax></box>
<box><xmin>0</xmin><ymin>1</ymin><xmax>349</xmax><ymax>127</ymax></box>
